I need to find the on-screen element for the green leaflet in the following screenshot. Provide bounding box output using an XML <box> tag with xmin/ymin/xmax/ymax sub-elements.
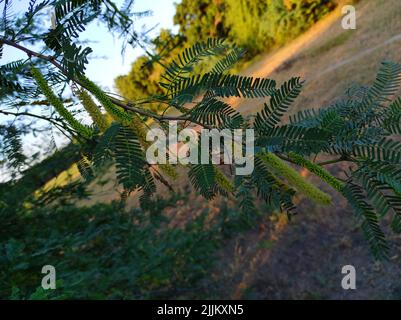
<box><xmin>342</xmin><ymin>182</ymin><xmax>389</xmax><ymax>260</ymax></box>
<box><xmin>160</xmin><ymin>38</ymin><xmax>228</xmax><ymax>94</ymax></box>
<box><xmin>76</xmin><ymin>89</ymin><xmax>110</xmax><ymax>132</ymax></box>
<box><xmin>189</xmin><ymin>164</ymin><xmax>217</xmax><ymax>200</ymax></box>
<box><xmin>260</xmin><ymin>152</ymin><xmax>332</xmax><ymax>206</ymax></box>
<box><xmin>288</xmin><ymin>152</ymin><xmax>344</xmax><ymax>192</ymax></box>
<box><xmin>254</xmin><ymin>77</ymin><xmax>303</xmax><ymax>134</ymax></box>
<box><xmin>214</xmin><ymin>167</ymin><xmax>234</xmax><ymax>193</ymax></box>
<box><xmin>31</xmin><ymin>67</ymin><xmax>93</xmax><ymax>139</ymax></box>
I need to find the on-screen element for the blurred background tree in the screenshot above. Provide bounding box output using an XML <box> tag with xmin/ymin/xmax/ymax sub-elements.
<box><xmin>115</xmin><ymin>0</ymin><xmax>335</xmax><ymax>102</ymax></box>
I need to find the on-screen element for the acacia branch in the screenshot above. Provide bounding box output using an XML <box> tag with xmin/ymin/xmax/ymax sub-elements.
<box><xmin>1</xmin><ymin>109</ymin><xmax>61</xmax><ymax>126</ymax></box>
<box><xmin>0</xmin><ymin>38</ymin><xmax>211</xmax><ymax>129</ymax></box>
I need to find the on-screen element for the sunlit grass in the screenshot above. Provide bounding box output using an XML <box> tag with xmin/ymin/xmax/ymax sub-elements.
<box><xmin>36</xmin><ymin>163</ymin><xmax>81</xmax><ymax>194</ymax></box>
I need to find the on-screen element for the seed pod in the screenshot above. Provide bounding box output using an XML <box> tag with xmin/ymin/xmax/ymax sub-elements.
<box><xmin>76</xmin><ymin>89</ymin><xmax>110</xmax><ymax>132</ymax></box>
<box><xmin>129</xmin><ymin>114</ymin><xmax>148</xmax><ymax>147</ymax></box>
<box><xmin>79</xmin><ymin>75</ymin><xmax>179</xmax><ymax>180</ymax></box>
<box><xmin>288</xmin><ymin>152</ymin><xmax>344</xmax><ymax>192</ymax></box>
<box><xmin>78</xmin><ymin>75</ymin><xmax>131</xmax><ymax>124</ymax></box>
<box><xmin>31</xmin><ymin>67</ymin><xmax>93</xmax><ymax>139</ymax></box>
<box><xmin>260</xmin><ymin>152</ymin><xmax>332</xmax><ymax>206</ymax></box>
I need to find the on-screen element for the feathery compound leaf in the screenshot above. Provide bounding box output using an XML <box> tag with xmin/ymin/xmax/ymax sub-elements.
<box><xmin>0</xmin><ymin>59</ymin><xmax>25</xmax><ymax>72</ymax></box>
<box><xmin>54</xmin><ymin>0</ymin><xmax>102</xmax><ymax>20</ymax></box>
<box><xmin>189</xmin><ymin>98</ymin><xmax>244</xmax><ymax>129</ymax></box>
<box><xmin>188</xmin><ymin>164</ymin><xmax>217</xmax><ymax>200</ymax></box>
<box><xmin>160</xmin><ymin>38</ymin><xmax>227</xmax><ymax>92</ymax></box>
<box><xmin>360</xmin><ymin>160</ymin><xmax>401</xmax><ymax>194</ymax></box>
<box><xmin>170</xmin><ymin>73</ymin><xmax>276</xmax><ymax>105</ymax></box>
<box><xmin>93</xmin><ymin>122</ymin><xmax>120</xmax><ymax>169</ymax></box>
<box><xmin>214</xmin><ymin>167</ymin><xmax>234</xmax><ymax>194</ymax></box>
<box><xmin>254</xmin><ymin>77</ymin><xmax>303</xmax><ymax>134</ymax></box>
<box><xmin>46</xmin><ymin>6</ymin><xmax>97</xmax><ymax>46</ymax></box>
<box><xmin>1</xmin><ymin>0</ymin><xmax>12</xmax><ymax>36</ymax></box>
<box><xmin>0</xmin><ymin>125</ymin><xmax>27</xmax><ymax>171</ymax></box>
<box><xmin>363</xmin><ymin>61</ymin><xmax>401</xmax><ymax>105</ymax></box>
<box><xmin>252</xmin><ymin>155</ymin><xmax>279</xmax><ymax>202</ymax></box>
<box><xmin>391</xmin><ymin>214</ymin><xmax>401</xmax><ymax>234</ymax></box>
<box><xmin>139</xmin><ymin>169</ymin><xmax>157</xmax><ymax>209</ymax></box>
<box><xmin>60</xmin><ymin>40</ymin><xmax>93</xmax><ymax>77</ymax></box>
<box><xmin>211</xmin><ymin>47</ymin><xmax>246</xmax><ymax>74</ymax></box>
<box><xmin>352</xmin><ymin>165</ymin><xmax>401</xmax><ymax>219</ymax></box>
<box><xmin>77</xmin><ymin>154</ymin><xmax>94</xmax><ymax>181</ymax></box>
<box><xmin>252</xmin><ymin>155</ymin><xmax>297</xmax><ymax>215</ymax></box>
<box><xmin>0</xmin><ymin>60</ymin><xmax>25</xmax><ymax>97</ymax></box>
<box><xmin>257</xmin><ymin>125</ymin><xmax>329</xmax><ymax>154</ymax></box>
<box><xmin>0</xmin><ymin>72</ymin><xmax>23</xmax><ymax>96</ymax></box>
<box><xmin>114</xmin><ymin>124</ymin><xmax>146</xmax><ymax>190</ymax></box>
<box><xmin>342</xmin><ymin>182</ymin><xmax>389</xmax><ymax>260</ymax></box>
<box><xmin>381</xmin><ymin>97</ymin><xmax>401</xmax><ymax>134</ymax></box>
<box><xmin>352</xmin><ymin>138</ymin><xmax>401</xmax><ymax>163</ymax></box>
<box><xmin>235</xmin><ymin>175</ymin><xmax>259</xmax><ymax>225</ymax></box>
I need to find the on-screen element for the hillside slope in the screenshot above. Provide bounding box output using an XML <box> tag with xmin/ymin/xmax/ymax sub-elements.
<box><xmin>44</xmin><ymin>0</ymin><xmax>401</xmax><ymax>299</ymax></box>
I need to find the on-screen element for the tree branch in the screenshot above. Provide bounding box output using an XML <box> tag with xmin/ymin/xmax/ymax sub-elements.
<box><xmin>0</xmin><ymin>38</ymin><xmax>211</xmax><ymax>129</ymax></box>
<box><xmin>0</xmin><ymin>109</ymin><xmax>78</xmax><ymax>139</ymax></box>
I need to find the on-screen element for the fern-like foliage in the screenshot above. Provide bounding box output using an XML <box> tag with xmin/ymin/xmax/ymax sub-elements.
<box><xmin>114</xmin><ymin>124</ymin><xmax>146</xmax><ymax>190</ymax></box>
<box><xmin>188</xmin><ymin>164</ymin><xmax>217</xmax><ymax>200</ymax></box>
<box><xmin>188</xmin><ymin>98</ymin><xmax>244</xmax><ymax>129</ymax></box>
<box><xmin>254</xmin><ymin>77</ymin><xmax>303</xmax><ymax>134</ymax></box>
<box><xmin>362</xmin><ymin>61</ymin><xmax>401</xmax><ymax>105</ymax></box>
<box><xmin>0</xmin><ymin>60</ymin><xmax>25</xmax><ymax>98</ymax></box>
<box><xmin>342</xmin><ymin>182</ymin><xmax>389</xmax><ymax>260</ymax></box>
<box><xmin>0</xmin><ymin>124</ymin><xmax>27</xmax><ymax>173</ymax></box>
<box><xmin>93</xmin><ymin>122</ymin><xmax>120</xmax><ymax>170</ymax></box>
<box><xmin>169</xmin><ymin>73</ymin><xmax>277</xmax><ymax>105</ymax></box>
<box><xmin>211</xmin><ymin>47</ymin><xmax>246</xmax><ymax>74</ymax></box>
<box><xmin>160</xmin><ymin>38</ymin><xmax>228</xmax><ymax>94</ymax></box>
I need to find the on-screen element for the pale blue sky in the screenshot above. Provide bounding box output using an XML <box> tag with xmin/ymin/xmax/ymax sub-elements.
<box><xmin>83</xmin><ymin>0</ymin><xmax>179</xmax><ymax>89</ymax></box>
<box><xmin>3</xmin><ymin>0</ymin><xmax>179</xmax><ymax>89</ymax></box>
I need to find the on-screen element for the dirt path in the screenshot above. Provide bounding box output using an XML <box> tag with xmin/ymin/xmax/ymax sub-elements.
<box><xmin>308</xmin><ymin>32</ymin><xmax>401</xmax><ymax>82</ymax></box>
<box><xmin>232</xmin><ymin>0</ymin><xmax>401</xmax><ymax>115</ymax></box>
<box><xmin>227</xmin><ymin>0</ymin><xmax>349</xmax><ymax>110</ymax></box>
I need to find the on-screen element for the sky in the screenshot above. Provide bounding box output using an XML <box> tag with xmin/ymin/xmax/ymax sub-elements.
<box><xmin>3</xmin><ymin>0</ymin><xmax>179</xmax><ymax>89</ymax></box>
<box><xmin>83</xmin><ymin>0</ymin><xmax>179</xmax><ymax>89</ymax></box>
